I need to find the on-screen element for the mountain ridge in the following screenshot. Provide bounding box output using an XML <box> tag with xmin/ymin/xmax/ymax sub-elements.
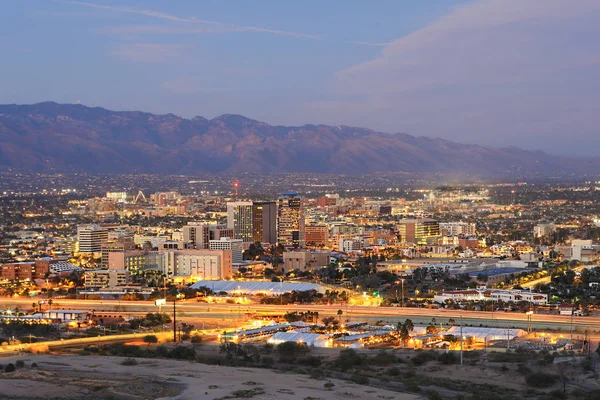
<box><xmin>0</xmin><ymin>102</ymin><xmax>596</xmax><ymax>176</ymax></box>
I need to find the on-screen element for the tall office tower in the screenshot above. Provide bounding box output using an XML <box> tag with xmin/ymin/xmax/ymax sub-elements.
<box><xmin>252</xmin><ymin>201</ymin><xmax>277</xmax><ymax>244</ymax></box>
<box><xmin>182</xmin><ymin>222</ymin><xmax>233</xmax><ymax>249</ymax></box>
<box><xmin>227</xmin><ymin>201</ymin><xmax>254</xmax><ymax>242</ymax></box>
<box><xmin>77</xmin><ymin>224</ymin><xmax>109</xmax><ymax>254</ymax></box>
<box><xmin>397</xmin><ymin>219</ymin><xmax>440</xmax><ymax>245</ymax></box>
<box><xmin>277</xmin><ymin>192</ymin><xmax>305</xmax><ymax>247</ymax></box>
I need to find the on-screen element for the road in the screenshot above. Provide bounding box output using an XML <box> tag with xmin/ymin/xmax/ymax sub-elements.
<box><xmin>2</xmin><ymin>298</ymin><xmax>599</xmax><ymax>333</ymax></box>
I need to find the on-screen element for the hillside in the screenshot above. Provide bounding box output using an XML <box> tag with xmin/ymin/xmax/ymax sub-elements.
<box><xmin>0</xmin><ymin>102</ymin><xmax>595</xmax><ymax>176</ymax></box>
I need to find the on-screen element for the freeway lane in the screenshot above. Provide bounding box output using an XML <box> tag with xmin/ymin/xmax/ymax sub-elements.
<box><xmin>1</xmin><ymin>298</ymin><xmax>598</xmax><ymax>333</ymax></box>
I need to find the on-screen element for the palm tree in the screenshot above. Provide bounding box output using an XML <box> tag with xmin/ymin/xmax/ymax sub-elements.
<box><xmin>47</xmin><ymin>299</ymin><xmax>53</xmax><ymax>310</ymax></box>
<box><xmin>32</xmin><ymin>302</ymin><xmax>37</xmax><ymax>313</ymax></box>
<box><xmin>337</xmin><ymin>309</ymin><xmax>343</xmax><ymax>325</ymax></box>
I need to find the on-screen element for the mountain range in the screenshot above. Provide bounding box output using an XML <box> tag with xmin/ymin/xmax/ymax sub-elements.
<box><xmin>0</xmin><ymin>102</ymin><xmax>596</xmax><ymax>176</ymax></box>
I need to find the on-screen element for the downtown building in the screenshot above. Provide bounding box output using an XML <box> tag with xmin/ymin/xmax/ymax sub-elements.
<box><xmin>107</xmin><ymin>247</ymin><xmax>232</xmax><ymax>281</ymax></box>
<box><xmin>397</xmin><ymin>219</ymin><xmax>440</xmax><ymax>245</ymax></box>
<box><xmin>209</xmin><ymin>237</ymin><xmax>244</xmax><ymax>264</ymax></box>
<box><xmin>77</xmin><ymin>224</ymin><xmax>109</xmax><ymax>254</ymax></box>
<box><xmin>182</xmin><ymin>222</ymin><xmax>233</xmax><ymax>249</ymax></box>
<box><xmin>252</xmin><ymin>201</ymin><xmax>277</xmax><ymax>244</ymax></box>
<box><xmin>277</xmin><ymin>192</ymin><xmax>305</xmax><ymax>247</ymax></box>
<box><xmin>227</xmin><ymin>201</ymin><xmax>254</xmax><ymax>242</ymax></box>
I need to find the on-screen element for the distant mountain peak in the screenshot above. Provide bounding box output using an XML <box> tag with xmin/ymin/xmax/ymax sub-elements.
<box><xmin>0</xmin><ymin>101</ymin><xmax>594</xmax><ymax>176</ymax></box>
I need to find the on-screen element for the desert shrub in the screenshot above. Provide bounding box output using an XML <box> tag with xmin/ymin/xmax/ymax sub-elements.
<box><xmin>196</xmin><ymin>354</ymin><xmax>224</xmax><ymax>365</ymax></box>
<box><xmin>15</xmin><ymin>360</ymin><xmax>25</xmax><ymax>368</ymax></box>
<box><xmin>438</xmin><ymin>352</ymin><xmax>457</xmax><ymax>365</ymax></box>
<box><xmin>31</xmin><ymin>362</ymin><xmax>38</xmax><ymax>368</ymax></box>
<box><xmin>261</xmin><ymin>356</ymin><xmax>274</xmax><ymax>367</ymax></box>
<box><xmin>277</xmin><ymin>342</ymin><xmax>308</xmax><ymax>362</ymax></box>
<box><xmin>262</xmin><ymin>343</ymin><xmax>273</xmax><ymax>354</ymax></box>
<box><xmin>525</xmin><ymin>372</ymin><xmax>559</xmax><ymax>388</ymax></box>
<box><xmin>403</xmin><ymin>379</ymin><xmax>421</xmax><ymax>392</ymax></box>
<box><xmin>324</xmin><ymin>381</ymin><xmax>335</xmax><ymax>390</ymax></box>
<box><xmin>516</xmin><ymin>364</ymin><xmax>532</xmax><ymax>375</ymax></box>
<box><xmin>488</xmin><ymin>351</ymin><xmax>529</xmax><ymax>363</ymax></box>
<box><xmin>309</xmin><ymin>368</ymin><xmax>325</xmax><ymax>380</ymax></box>
<box><xmin>168</xmin><ymin>345</ymin><xmax>196</xmax><ymax>360</ymax></box>
<box><xmin>349</xmin><ymin>373</ymin><xmax>369</xmax><ymax>384</ymax></box>
<box><xmin>190</xmin><ymin>334</ymin><xmax>203</xmax><ymax>345</ymax></box>
<box><xmin>297</xmin><ymin>355</ymin><xmax>322</xmax><ymax>367</ymax></box>
<box><xmin>370</xmin><ymin>350</ymin><xmax>397</xmax><ymax>365</ymax></box>
<box><xmin>333</xmin><ymin>349</ymin><xmax>364</xmax><ymax>372</ymax></box>
<box><xmin>424</xmin><ymin>389</ymin><xmax>442</xmax><ymax>400</ymax></box>
<box><xmin>386</xmin><ymin>367</ymin><xmax>401</xmax><ymax>376</ymax></box>
<box><xmin>121</xmin><ymin>358</ymin><xmax>138</xmax><ymax>366</ymax></box>
<box><xmin>4</xmin><ymin>363</ymin><xmax>15</xmax><ymax>373</ymax></box>
<box><xmin>143</xmin><ymin>335</ymin><xmax>158</xmax><ymax>346</ymax></box>
<box><xmin>411</xmin><ymin>350</ymin><xmax>438</xmax><ymax>366</ymax></box>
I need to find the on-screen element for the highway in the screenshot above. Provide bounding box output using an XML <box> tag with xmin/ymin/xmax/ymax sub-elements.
<box><xmin>2</xmin><ymin>298</ymin><xmax>599</xmax><ymax>333</ymax></box>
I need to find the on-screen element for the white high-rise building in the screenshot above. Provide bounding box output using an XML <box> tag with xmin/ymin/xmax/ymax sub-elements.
<box><xmin>227</xmin><ymin>201</ymin><xmax>254</xmax><ymax>242</ymax></box>
<box><xmin>77</xmin><ymin>224</ymin><xmax>109</xmax><ymax>254</ymax></box>
<box><xmin>209</xmin><ymin>237</ymin><xmax>244</xmax><ymax>264</ymax></box>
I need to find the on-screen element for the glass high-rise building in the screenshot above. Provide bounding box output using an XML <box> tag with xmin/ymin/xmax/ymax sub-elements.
<box><xmin>277</xmin><ymin>192</ymin><xmax>305</xmax><ymax>247</ymax></box>
<box><xmin>252</xmin><ymin>201</ymin><xmax>277</xmax><ymax>244</ymax></box>
<box><xmin>227</xmin><ymin>201</ymin><xmax>254</xmax><ymax>242</ymax></box>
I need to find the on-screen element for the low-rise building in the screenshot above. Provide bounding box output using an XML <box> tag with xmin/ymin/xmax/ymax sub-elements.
<box><xmin>84</xmin><ymin>269</ymin><xmax>130</xmax><ymax>289</ymax></box>
<box><xmin>283</xmin><ymin>250</ymin><xmax>331</xmax><ymax>273</ymax></box>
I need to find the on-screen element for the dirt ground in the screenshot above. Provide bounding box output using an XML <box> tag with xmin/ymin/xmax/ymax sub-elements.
<box><xmin>0</xmin><ymin>353</ymin><xmax>421</xmax><ymax>400</ymax></box>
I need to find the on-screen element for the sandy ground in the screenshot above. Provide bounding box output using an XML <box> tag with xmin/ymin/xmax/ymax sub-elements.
<box><xmin>0</xmin><ymin>354</ymin><xmax>422</xmax><ymax>400</ymax></box>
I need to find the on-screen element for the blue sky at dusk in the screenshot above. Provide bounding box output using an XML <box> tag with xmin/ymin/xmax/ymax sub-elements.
<box><xmin>1</xmin><ymin>0</ymin><xmax>599</xmax><ymax>154</ymax></box>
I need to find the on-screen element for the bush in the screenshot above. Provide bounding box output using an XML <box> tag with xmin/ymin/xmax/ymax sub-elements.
<box><xmin>143</xmin><ymin>335</ymin><xmax>158</xmax><ymax>346</ymax></box>
<box><xmin>261</xmin><ymin>356</ymin><xmax>274</xmax><ymax>367</ymax></box>
<box><xmin>277</xmin><ymin>342</ymin><xmax>308</xmax><ymax>362</ymax></box>
<box><xmin>31</xmin><ymin>362</ymin><xmax>38</xmax><ymax>368</ymax></box>
<box><xmin>324</xmin><ymin>381</ymin><xmax>335</xmax><ymax>390</ymax></box>
<box><xmin>411</xmin><ymin>350</ymin><xmax>438</xmax><ymax>366</ymax></box>
<box><xmin>333</xmin><ymin>349</ymin><xmax>364</xmax><ymax>372</ymax></box>
<box><xmin>121</xmin><ymin>358</ymin><xmax>138</xmax><ymax>366</ymax></box>
<box><xmin>4</xmin><ymin>363</ymin><xmax>16</xmax><ymax>373</ymax></box>
<box><xmin>15</xmin><ymin>360</ymin><xmax>25</xmax><ymax>368</ymax></box>
<box><xmin>309</xmin><ymin>368</ymin><xmax>325</xmax><ymax>380</ymax></box>
<box><xmin>386</xmin><ymin>367</ymin><xmax>401</xmax><ymax>376</ymax></box>
<box><xmin>350</xmin><ymin>373</ymin><xmax>369</xmax><ymax>385</ymax></box>
<box><xmin>438</xmin><ymin>352</ymin><xmax>457</xmax><ymax>365</ymax></box>
<box><xmin>424</xmin><ymin>389</ymin><xmax>443</xmax><ymax>400</ymax></box>
<box><xmin>370</xmin><ymin>350</ymin><xmax>397</xmax><ymax>365</ymax></box>
<box><xmin>297</xmin><ymin>355</ymin><xmax>322</xmax><ymax>367</ymax></box>
<box><xmin>191</xmin><ymin>334</ymin><xmax>202</xmax><ymax>345</ymax></box>
<box><xmin>403</xmin><ymin>379</ymin><xmax>421</xmax><ymax>392</ymax></box>
<box><xmin>525</xmin><ymin>372</ymin><xmax>559</xmax><ymax>388</ymax></box>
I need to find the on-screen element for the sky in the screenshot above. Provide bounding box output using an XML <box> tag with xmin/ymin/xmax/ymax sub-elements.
<box><xmin>1</xmin><ymin>0</ymin><xmax>599</xmax><ymax>155</ymax></box>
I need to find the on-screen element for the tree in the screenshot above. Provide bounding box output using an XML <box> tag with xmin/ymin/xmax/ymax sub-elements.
<box><xmin>143</xmin><ymin>334</ymin><xmax>158</xmax><ymax>346</ymax></box>
<box><xmin>337</xmin><ymin>309</ymin><xmax>343</xmax><ymax>325</ymax></box>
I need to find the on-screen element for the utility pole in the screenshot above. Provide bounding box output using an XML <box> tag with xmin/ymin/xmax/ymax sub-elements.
<box><xmin>460</xmin><ymin>315</ymin><xmax>463</xmax><ymax>366</ymax></box>
<box><xmin>401</xmin><ymin>279</ymin><xmax>405</xmax><ymax>308</ymax></box>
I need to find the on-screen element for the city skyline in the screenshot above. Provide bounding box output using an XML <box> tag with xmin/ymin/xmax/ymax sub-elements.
<box><xmin>2</xmin><ymin>1</ymin><xmax>600</xmax><ymax>155</ymax></box>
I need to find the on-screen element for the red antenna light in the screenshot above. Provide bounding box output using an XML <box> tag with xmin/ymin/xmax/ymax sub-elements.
<box><xmin>233</xmin><ymin>180</ymin><xmax>239</xmax><ymax>200</ymax></box>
